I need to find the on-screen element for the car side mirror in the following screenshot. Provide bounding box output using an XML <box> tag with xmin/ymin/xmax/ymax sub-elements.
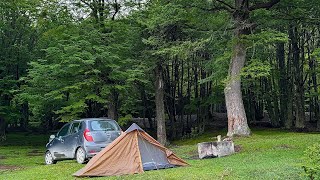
<box><xmin>49</xmin><ymin>134</ymin><xmax>55</xmax><ymax>142</ymax></box>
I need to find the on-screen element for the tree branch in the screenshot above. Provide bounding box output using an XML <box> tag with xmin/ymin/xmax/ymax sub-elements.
<box><xmin>111</xmin><ymin>0</ymin><xmax>120</xmax><ymax>21</ymax></box>
<box><xmin>80</xmin><ymin>0</ymin><xmax>94</xmax><ymax>9</ymax></box>
<box><xmin>215</xmin><ymin>0</ymin><xmax>235</xmax><ymax>11</ymax></box>
<box><xmin>249</xmin><ymin>0</ymin><xmax>281</xmax><ymax>11</ymax></box>
<box><xmin>302</xmin><ymin>72</ymin><xmax>309</xmax><ymax>86</ymax></box>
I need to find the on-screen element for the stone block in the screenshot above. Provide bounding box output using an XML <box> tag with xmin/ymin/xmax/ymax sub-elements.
<box><xmin>198</xmin><ymin>141</ymin><xmax>234</xmax><ymax>159</ymax></box>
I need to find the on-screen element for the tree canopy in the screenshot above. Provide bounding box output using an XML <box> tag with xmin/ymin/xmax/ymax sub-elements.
<box><xmin>1</xmin><ymin>0</ymin><xmax>320</xmax><ymax>142</ymax></box>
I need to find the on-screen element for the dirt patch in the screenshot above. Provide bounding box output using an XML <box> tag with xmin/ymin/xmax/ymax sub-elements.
<box><xmin>273</xmin><ymin>144</ymin><xmax>293</xmax><ymax>150</ymax></box>
<box><xmin>234</xmin><ymin>145</ymin><xmax>242</xmax><ymax>152</ymax></box>
<box><xmin>27</xmin><ymin>149</ymin><xmax>43</xmax><ymax>156</ymax></box>
<box><xmin>0</xmin><ymin>165</ymin><xmax>20</xmax><ymax>171</ymax></box>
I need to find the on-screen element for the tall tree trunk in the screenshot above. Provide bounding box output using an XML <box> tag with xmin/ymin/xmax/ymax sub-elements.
<box><xmin>186</xmin><ymin>60</ymin><xmax>191</xmax><ymax>134</ymax></box>
<box><xmin>313</xmin><ymin>59</ymin><xmax>320</xmax><ymax>129</ymax></box>
<box><xmin>225</xmin><ymin>39</ymin><xmax>250</xmax><ymax>136</ymax></box>
<box><xmin>179</xmin><ymin>59</ymin><xmax>185</xmax><ymax>138</ymax></box>
<box><xmin>286</xmin><ymin>42</ymin><xmax>294</xmax><ymax>129</ymax></box>
<box><xmin>290</xmin><ymin>24</ymin><xmax>305</xmax><ymax>129</ymax></box>
<box><xmin>199</xmin><ymin>68</ymin><xmax>207</xmax><ymax>133</ymax></box>
<box><xmin>264</xmin><ymin>78</ymin><xmax>276</xmax><ymax>126</ymax></box>
<box><xmin>277</xmin><ymin>42</ymin><xmax>288</xmax><ymax>127</ymax></box>
<box><xmin>194</xmin><ymin>61</ymin><xmax>201</xmax><ymax>134</ymax></box>
<box><xmin>225</xmin><ymin>2</ymin><xmax>251</xmax><ymax>136</ymax></box>
<box><xmin>155</xmin><ymin>63</ymin><xmax>166</xmax><ymax>145</ymax></box>
<box><xmin>271</xmin><ymin>58</ymin><xmax>281</xmax><ymax>127</ymax></box>
<box><xmin>306</xmin><ymin>33</ymin><xmax>320</xmax><ymax>129</ymax></box>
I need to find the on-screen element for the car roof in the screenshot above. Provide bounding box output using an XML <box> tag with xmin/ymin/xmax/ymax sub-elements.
<box><xmin>73</xmin><ymin>118</ymin><xmax>115</xmax><ymax>122</ymax></box>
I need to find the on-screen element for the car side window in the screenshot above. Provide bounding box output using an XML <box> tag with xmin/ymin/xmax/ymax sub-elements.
<box><xmin>70</xmin><ymin>122</ymin><xmax>80</xmax><ymax>134</ymax></box>
<box><xmin>57</xmin><ymin>124</ymin><xmax>71</xmax><ymax>137</ymax></box>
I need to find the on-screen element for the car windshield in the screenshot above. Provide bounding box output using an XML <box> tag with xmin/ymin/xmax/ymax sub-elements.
<box><xmin>89</xmin><ymin>120</ymin><xmax>120</xmax><ymax>131</ymax></box>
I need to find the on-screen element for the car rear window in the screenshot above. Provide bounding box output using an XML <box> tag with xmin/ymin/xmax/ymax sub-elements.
<box><xmin>89</xmin><ymin>120</ymin><xmax>120</xmax><ymax>131</ymax></box>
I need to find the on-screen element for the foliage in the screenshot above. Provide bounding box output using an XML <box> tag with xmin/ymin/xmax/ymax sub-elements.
<box><xmin>118</xmin><ymin>114</ymin><xmax>133</xmax><ymax>126</ymax></box>
<box><xmin>302</xmin><ymin>143</ymin><xmax>320</xmax><ymax>180</ymax></box>
<box><xmin>20</xmin><ymin>17</ymin><xmax>142</xmax><ymax>123</ymax></box>
<box><xmin>0</xmin><ymin>0</ymin><xmax>44</xmax><ymax>129</ymax></box>
<box><xmin>241</xmin><ymin>60</ymin><xmax>271</xmax><ymax>79</ymax></box>
<box><xmin>1</xmin><ymin>0</ymin><xmax>320</xmax><ymax>140</ymax></box>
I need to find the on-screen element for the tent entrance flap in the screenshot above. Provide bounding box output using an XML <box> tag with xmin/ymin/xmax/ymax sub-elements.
<box><xmin>138</xmin><ymin>136</ymin><xmax>174</xmax><ymax>171</ymax></box>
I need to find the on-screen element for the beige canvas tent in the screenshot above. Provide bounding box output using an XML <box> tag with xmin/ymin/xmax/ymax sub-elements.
<box><xmin>73</xmin><ymin>123</ymin><xmax>188</xmax><ymax>177</ymax></box>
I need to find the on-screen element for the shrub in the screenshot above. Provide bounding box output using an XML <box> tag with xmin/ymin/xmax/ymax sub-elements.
<box><xmin>118</xmin><ymin>114</ymin><xmax>133</xmax><ymax>127</ymax></box>
<box><xmin>302</xmin><ymin>143</ymin><xmax>320</xmax><ymax>180</ymax></box>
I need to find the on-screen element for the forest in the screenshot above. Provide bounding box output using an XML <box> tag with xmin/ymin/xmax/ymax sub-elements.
<box><xmin>1</xmin><ymin>0</ymin><xmax>320</xmax><ymax>145</ymax></box>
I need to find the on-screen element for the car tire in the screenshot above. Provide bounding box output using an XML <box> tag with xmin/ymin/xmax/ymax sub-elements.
<box><xmin>76</xmin><ymin>147</ymin><xmax>86</xmax><ymax>164</ymax></box>
<box><xmin>45</xmin><ymin>151</ymin><xmax>57</xmax><ymax>165</ymax></box>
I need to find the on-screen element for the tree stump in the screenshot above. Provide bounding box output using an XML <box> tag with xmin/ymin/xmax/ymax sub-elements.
<box><xmin>198</xmin><ymin>140</ymin><xmax>234</xmax><ymax>159</ymax></box>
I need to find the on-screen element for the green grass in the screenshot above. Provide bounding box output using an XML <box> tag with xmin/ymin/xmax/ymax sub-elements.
<box><xmin>0</xmin><ymin>129</ymin><xmax>317</xmax><ymax>180</ymax></box>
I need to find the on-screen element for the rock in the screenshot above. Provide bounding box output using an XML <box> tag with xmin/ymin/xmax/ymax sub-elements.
<box><xmin>198</xmin><ymin>141</ymin><xmax>235</xmax><ymax>159</ymax></box>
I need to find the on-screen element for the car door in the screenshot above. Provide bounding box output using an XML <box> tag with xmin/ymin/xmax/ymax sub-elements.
<box><xmin>63</xmin><ymin>122</ymin><xmax>81</xmax><ymax>158</ymax></box>
<box><xmin>50</xmin><ymin>123</ymin><xmax>71</xmax><ymax>159</ymax></box>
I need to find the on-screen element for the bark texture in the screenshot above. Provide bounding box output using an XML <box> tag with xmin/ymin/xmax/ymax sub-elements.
<box><xmin>225</xmin><ymin>42</ymin><xmax>251</xmax><ymax>136</ymax></box>
<box><xmin>155</xmin><ymin>64</ymin><xmax>167</xmax><ymax>145</ymax></box>
<box><xmin>289</xmin><ymin>24</ymin><xmax>305</xmax><ymax>129</ymax></box>
<box><xmin>225</xmin><ymin>0</ymin><xmax>251</xmax><ymax>136</ymax></box>
<box><xmin>277</xmin><ymin>42</ymin><xmax>289</xmax><ymax>127</ymax></box>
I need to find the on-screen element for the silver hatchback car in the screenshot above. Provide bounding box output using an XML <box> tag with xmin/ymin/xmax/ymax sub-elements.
<box><xmin>45</xmin><ymin>118</ymin><xmax>122</xmax><ymax>165</ymax></box>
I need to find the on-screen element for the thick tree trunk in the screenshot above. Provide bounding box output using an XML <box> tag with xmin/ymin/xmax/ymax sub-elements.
<box><xmin>290</xmin><ymin>25</ymin><xmax>305</xmax><ymax>129</ymax></box>
<box><xmin>306</xmin><ymin>34</ymin><xmax>320</xmax><ymax>129</ymax></box>
<box><xmin>107</xmin><ymin>103</ymin><xmax>117</xmax><ymax>120</ymax></box>
<box><xmin>225</xmin><ymin>0</ymin><xmax>251</xmax><ymax>137</ymax></box>
<box><xmin>285</xmin><ymin>42</ymin><xmax>294</xmax><ymax>129</ymax></box>
<box><xmin>277</xmin><ymin>42</ymin><xmax>288</xmax><ymax>127</ymax></box>
<box><xmin>155</xmin><ymin>64</ymin><xmax>166</xmax><ymax>145</ymax></box>
<box><xmin>225</xmin><ymin>41</ymin><xmax>251</xmax><ymax>136</ymax></box>
<box><xmin>312</xmin><ymin>55</ymin><xmax>320</xmax><ymax>129</ymax></box>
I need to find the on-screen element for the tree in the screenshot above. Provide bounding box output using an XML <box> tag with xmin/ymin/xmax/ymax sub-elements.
<box><xmin>0</xmin><ymin>0</ymin><xmax>40</xmax><ymax>136</ymax></box>
<box><xmin>208</xmin><ymin>0</ymin><xmax>281</xmax><ymax>136</ymax></box>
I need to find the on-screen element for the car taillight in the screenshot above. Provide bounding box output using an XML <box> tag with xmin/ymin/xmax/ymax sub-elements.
<box><xmin>84</xmin><ymin>128</ymin><xmax>94</xmax><ymax>142</ymax></box>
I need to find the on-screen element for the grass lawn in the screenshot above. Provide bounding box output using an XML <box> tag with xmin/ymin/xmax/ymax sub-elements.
<box><xmin>0</xmin><ymin>129</ymin><xmax>316</xmax><ymax>180</ymax></box>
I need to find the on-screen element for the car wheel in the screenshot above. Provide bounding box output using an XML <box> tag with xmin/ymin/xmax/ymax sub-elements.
<box><xmin>45</xmin><ymin>151</ymin><xmax>56</xmax><ymax>165</ymax></box>
<box><xmin>76</xmin><ymin>147</ymin><xmax>86</xmax><ymax>164</ymax></box>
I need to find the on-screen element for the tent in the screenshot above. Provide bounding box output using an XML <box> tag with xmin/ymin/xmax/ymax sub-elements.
<box><xmin>73</xmin><ymin>123</ymin><xmax>188</xmax><ymax>177</ymax></box>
